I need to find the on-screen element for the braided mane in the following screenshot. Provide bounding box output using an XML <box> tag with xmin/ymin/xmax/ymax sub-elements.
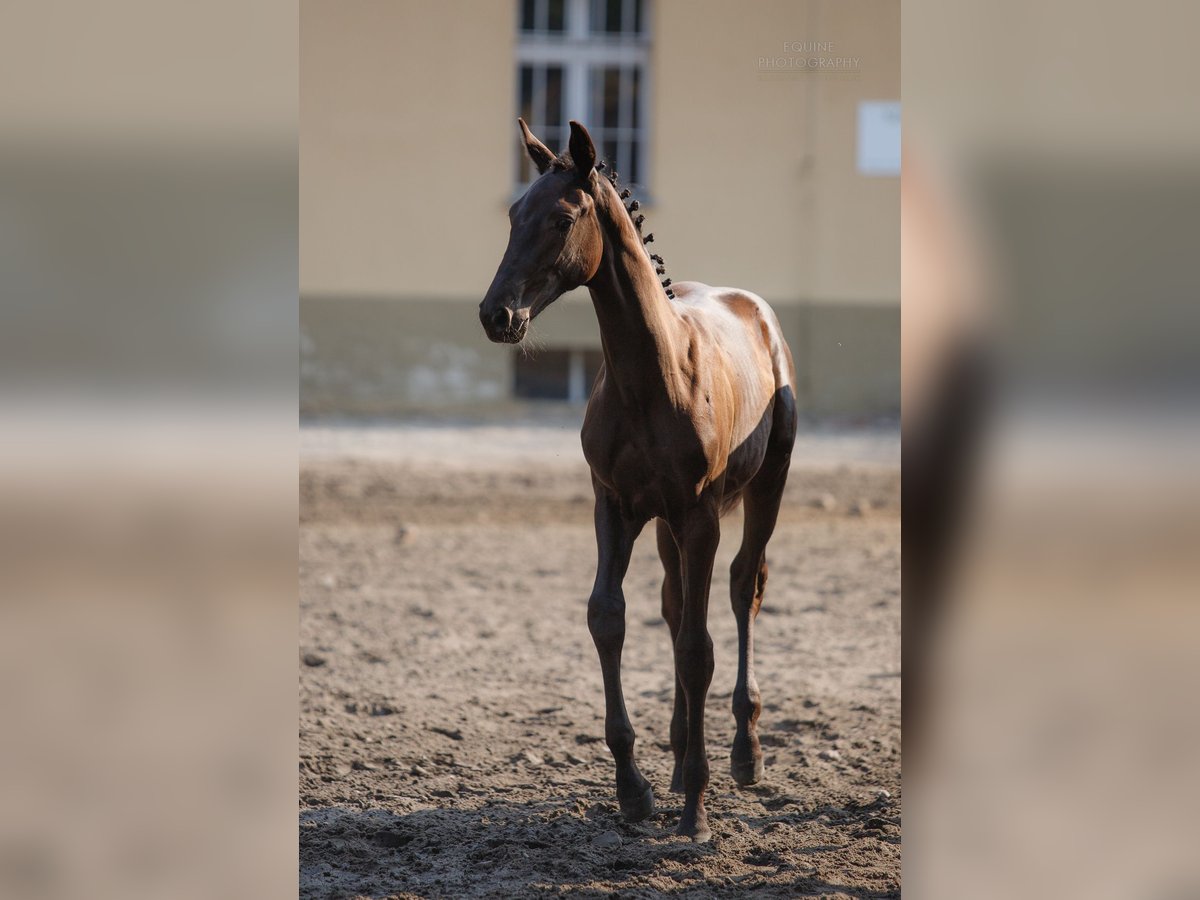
<box><xmin>595</xmin><ymin>160</ymin><xmax>674</xmax><ymax>299</ymax></box>
<box><xmin>552</xmin><ymin>153</ymin><xmax>674</xmax><ymax>299</ymax></box>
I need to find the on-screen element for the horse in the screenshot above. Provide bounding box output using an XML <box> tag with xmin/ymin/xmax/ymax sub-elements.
<box><xmin>479</xmin><ymin>119</ymin><xmax>797</xmax><ymax>841</ymax></box>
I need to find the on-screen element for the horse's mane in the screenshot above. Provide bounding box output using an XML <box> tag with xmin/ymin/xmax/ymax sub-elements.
<box><xmin>554</xmin><ymin>153</ymin><xmax>675</xmax><ymax>299</ymax></box>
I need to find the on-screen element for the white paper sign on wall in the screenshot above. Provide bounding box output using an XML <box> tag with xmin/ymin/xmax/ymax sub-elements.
<box><xmin>857</xmin><ymin>101</ymin><xmax>901</xmax><ymax>176</ymax></box>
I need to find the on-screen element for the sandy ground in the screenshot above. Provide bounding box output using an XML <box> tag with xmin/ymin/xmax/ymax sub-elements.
<box><xmin>300</xmin><ymin>418</ymin><xmax>900</xmax><ymax>898</ymax></box>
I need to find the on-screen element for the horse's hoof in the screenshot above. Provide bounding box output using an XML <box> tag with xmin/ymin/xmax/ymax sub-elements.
<box><xmin>618</xmin><ymin>784</ymin><xmax>655</xmax><ymax>822</ymax></box>
<box><xmin>731</xmin><ymin>755</ymin><xmax>764</xmax><ymax>787</ymax></box>
<box><xmin>675</xmin><ymin>813</ymin><xmax>712</xmax><ymax>842</ymax></box>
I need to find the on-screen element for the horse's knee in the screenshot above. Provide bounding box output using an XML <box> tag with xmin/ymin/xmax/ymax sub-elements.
<box><xmin>587</xmin><ymin>591</ymin><xmax>625</xmax><ymax>647</ymax></box>
<box><xmin>674</xmin><ymin>625</ymin><xmax>713</xmax><ymax>664</ymax></box>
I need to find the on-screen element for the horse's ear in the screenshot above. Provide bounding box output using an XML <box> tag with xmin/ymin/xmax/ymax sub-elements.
<box><xmin>568</xmin><ymin>121</ymin><xmax>597</xmax><ymax>179</ymax></box>
<box><xmin>518</xmin><ymin>118</ymin><xmax>555</xmax><ymax>175</ymax></box>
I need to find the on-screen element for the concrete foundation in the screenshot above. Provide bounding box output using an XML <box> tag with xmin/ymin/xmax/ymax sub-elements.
<box><xmin>301</xmin><ymin>293</ymin><xmax>898</xmax><ymax>419</ymax></box>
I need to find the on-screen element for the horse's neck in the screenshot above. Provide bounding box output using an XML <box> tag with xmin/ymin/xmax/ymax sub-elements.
<box><xmin>586</xmin><ymin>188</ymin><xmax>682</xmax><ymax>403</ymax></box>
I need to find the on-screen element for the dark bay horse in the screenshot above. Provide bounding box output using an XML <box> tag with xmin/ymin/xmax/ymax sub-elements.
<box><xmin>480</xmin><ymin>120</ymin><xmax>797</xmax><ymax>841</ymax></box>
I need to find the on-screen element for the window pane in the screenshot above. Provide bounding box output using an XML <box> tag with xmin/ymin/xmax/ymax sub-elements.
<box><xmin>544</xmin><ymin>67</ymin><xmax>563</xmax><ymax>127</ymax></box>
<box><xmin>614</xmin><ymin>139</ymin><xmax>625</xmax><ymax>186</ymax></box>
<box><xmin>547</xmin><ymin>0</ymin><xmax>565</xmax><ymax>32</ymax></box>
<box><xmin>602</xmin><ymin>67</ymin><xmax>620</xmax><ymax>129</ymax></box>
<box><xmin>634</xmin><ymin>0</ymin><xmax>644</xmax><ymax>34</ymax></box>
<box><xmin>590</xmin><ymin>0</ymin><xmax>626</xmax><ymax>34</ymax></box>
<box><xmin>588</xmin><ymin>67</ymin><xmax>601</xmax><ymax>130</ymax></box>
<box><xmin>631</xmin><ymin>66</ymin><xmax>641</xmax><ymax>129</ymax></box>
<box><xmin>520</xmin><ymin>0</ymin><xmax>537</xmax><ymax>31</ymax></box>
<box><xmin>532</xmin><ymin>65</ymin><xmax>546</xmax><ymax>126</ymax></box>
<box><xmin>518</xmin><ymin>66</ymin><xmax>535</xmax><ymax>184</ymax></box>
<box><xmin>629</xmin><ymin>139</ymin><xmax>640</xmax><ymax>185</ymax></box>
<box><xmin>606</xmin><ymin>0</ymin><xmax>623</xmax><ymax>32</ymax></box>
<box><xmin>519</xmin><ymin>65</ymin><xmax>534</xmax><ymax>123</ymax></box>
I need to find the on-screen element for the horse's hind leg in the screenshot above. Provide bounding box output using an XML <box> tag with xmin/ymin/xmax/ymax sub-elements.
<box><xmin>729</xmin><ymin>435</ymin><xmax>792</xmax><ymax>786</ymax></box>
<box><xmin>656</xmin><ymin>519</ymin><xmax>687</xmax><ymax>793</ymax></box>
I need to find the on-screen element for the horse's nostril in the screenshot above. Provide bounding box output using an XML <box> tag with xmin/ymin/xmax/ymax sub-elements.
<box><xmin>490</xmin><ymin>307</ymin><xmax>512</xmax><ymax>331</ymax></box>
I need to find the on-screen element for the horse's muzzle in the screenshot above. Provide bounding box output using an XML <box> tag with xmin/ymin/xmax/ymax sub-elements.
<box><xmin>480</xmin><ymin>304</ymin><xmax>529</xmax><ymax>344</ymax></box>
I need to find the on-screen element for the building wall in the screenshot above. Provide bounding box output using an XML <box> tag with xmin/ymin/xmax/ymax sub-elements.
<box><xmin>300</xmin><ymin>0</ymin><xmax>899</xmax><ymax>418</ymax></box>
<box><xmin>300</xmin><ymin>0</ymin><xmax>515</xmax><ymax>298</ymax></box>
<box><xmin>652</xmin><ymin>0</ymin><xmax>899</xmax><ymax>303</ymax></box>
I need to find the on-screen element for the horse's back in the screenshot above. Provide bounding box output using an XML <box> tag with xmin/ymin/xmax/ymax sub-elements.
<box><xmin>670</xmin><ymin>281</ymin><xmax>796</xmax><ymax>397</ymax></box>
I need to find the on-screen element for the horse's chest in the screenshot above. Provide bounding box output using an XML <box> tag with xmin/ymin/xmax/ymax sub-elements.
<box><xmin>582</xmin><ymin>422</ymin><xmax>704</xmax><ymax>518</ymax></box>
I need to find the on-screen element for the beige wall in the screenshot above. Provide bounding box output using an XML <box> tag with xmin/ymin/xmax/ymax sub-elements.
<box><xmin>300</xmin><ymin>0</ymin><xmax>899</xmax><ymax>416</ymax></box>
<box><xmin>653</xmin><ymin>0</ymin><xmax>899</xmax><ymax>305</ymax></box>
<box><xmin>300</xmin><ymin>0</ymin><xmax>514</xmax><ymax>298</ymax></box>
<box><xmin>301</xmin><ymin>0</ymin><xmax>898</xmax><ymax>305</ymax></box>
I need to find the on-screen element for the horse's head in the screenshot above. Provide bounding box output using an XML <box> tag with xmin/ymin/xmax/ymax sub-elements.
<box><xmin>480</xmin><ymin>119</ymin><xmax>604</xmax><ymax>343</ymax></box>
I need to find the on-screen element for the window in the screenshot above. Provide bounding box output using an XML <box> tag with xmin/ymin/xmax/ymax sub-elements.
<box><xmin>513</xmin><ymin>347</ymin><xmax>605</xmax><ymax>402</ymax></box>
<box><xmin>519</xmin><ymin>0</ymin><xmax>566</xmax><ymax>33</ymax></box>
<box><xmin>516</xmin><ymin>0</ymin><xmax>650</xmax><ymax>189</ymax></box>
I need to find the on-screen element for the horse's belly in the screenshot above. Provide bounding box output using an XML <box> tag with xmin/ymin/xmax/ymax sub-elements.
<box><xmin>724</xmin><ymin>405</ymin><xmax>774</xmax><ymax>484</ymax></box>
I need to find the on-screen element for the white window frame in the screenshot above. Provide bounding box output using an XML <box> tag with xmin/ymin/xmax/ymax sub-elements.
<box><xmin>515</xmin><ymin>0</ymin><xmax>652</xmax><ymax>193</ymax></box>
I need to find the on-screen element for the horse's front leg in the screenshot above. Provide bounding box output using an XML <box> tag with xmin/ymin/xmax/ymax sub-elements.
<box><xmin>670</xmin><ymin>503</ymin><xmax>720</xmax><ymax>841</ymax></box>
<box><xmin>587</xmin><ymin>481</ymin><xmax>653</xmax><ymax>821</ymax></box>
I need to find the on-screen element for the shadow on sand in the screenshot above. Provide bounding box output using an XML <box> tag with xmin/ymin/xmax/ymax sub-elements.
<box><xmin>300</xmin><ymin>796</ymin><xmax>898</xmax><ymax>899</ymax></box>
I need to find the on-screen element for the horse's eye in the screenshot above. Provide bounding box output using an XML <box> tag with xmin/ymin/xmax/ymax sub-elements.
<box><xmin>555</xmin><ymin>219</ymin><xmax>573</xmax><ymax>234</ymax></box>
